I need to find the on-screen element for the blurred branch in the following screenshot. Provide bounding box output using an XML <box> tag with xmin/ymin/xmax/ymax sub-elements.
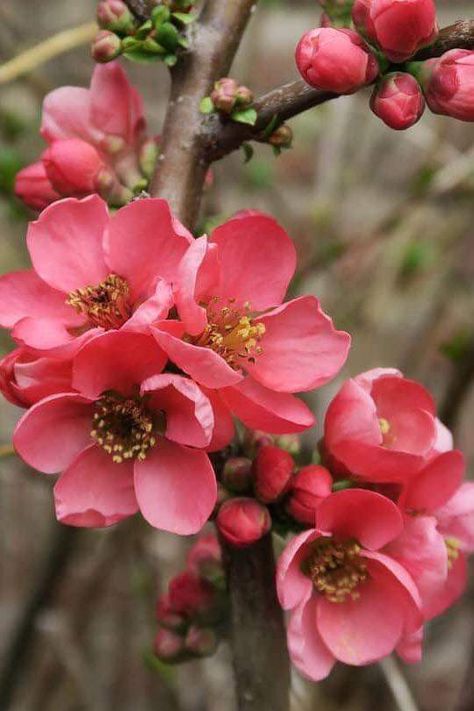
<box><xmin>206</xmin><ymin>20</ymin><xmax>474</xmax><ymax>162</ymax></box>
<box><xmin>379</xmin><ymin>657</ymin><xmax>419</xmax><ymax>711</ymax></box>
<box><xmin>439</xmin><ymin>336</ymin><xmax>474</xmax><ymax>431</ymax></box>
<box><xmin>0</xmin><ymin>22</ymin><xmax>97</xmax><ymax>84</ymax></box>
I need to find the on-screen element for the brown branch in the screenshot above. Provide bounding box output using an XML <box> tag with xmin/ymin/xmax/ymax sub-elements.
<box><xmin>413</xmin><ymin>19</ymin><xmax>474</xmax><ymax>61</ymax></box>
<box><xmin>124</xmin><ymin>0</ymin><xmax>156</xmax><ymax>22</ymax></box>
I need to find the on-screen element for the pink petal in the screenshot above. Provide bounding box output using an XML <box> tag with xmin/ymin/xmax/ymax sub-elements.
<box><xmin>436</xmin><ymin>482</ymin><xmax>474</xmax><ymax>552</ymax></box>
<box><xmin>287</xmin><ymin>598</ymin><xmax>335</xmax><ymax>681</ymax></box>
<box><xmin>152</xmin><ymin>327</ymin><xmax>243</xmax><ymax>388</ymax></box>
<box><xmin>245</xmin><ymin>296</ymin><xmax>350</xmax><ymax>392</ymax></box>
<box><xmin>276</xmin><ymin>529</ymin><xmax>318</xmax><ymax>610</ymax></box>
<box><xmin>0</xmin><ymin>269</ymin><xmax>76</xmax><ymax>328</ymax></box>
<box><xmin>220</xmin><ymin>377</ymin><xmax>315</xmax><ymax>433</ymax></box>
<box><xmin>105</xmin><ymin>198</ymin><xmax>192</xmax><ymax>300</ymax></box>
<box><xmin>371</xmin><ymin>375</ymin><xmax>436</xmax><ymax>417</ymax></box>
<box><xmin>424</xmin><ymin>553</ymin><xmax>467</xmax><ymax>620</ymax></box>
<box><xmin>122</xmin><ymin>279</ymin><xmax>174</xmax><ymax>333</ymax></box>
<box><xmin>330</xmin><ymin>438</ymin><xmax>425</xmax><ymax>483</ymax></box>
<box><xmin>134</xmin><ymin>439</ymin><xmax>216</xmax><ymax>534</ymax></box>
<box><xmin>396</xmin><ymin>628</ymin><xmax>423</xmax><ymax>664</ymax></box>
<box><xmin>324</xmin><ymin>378</ymin><xmax>382</xmax><ymax>450</ymax></box>
<box><xmin>201</xmin><ymin>387</ymin><xmax>235</xmax><ymax>452</ymax></box>
<box><xmin>72</xmin><ymin>331</ymin><xmax>167</xmax><ymax>399</ymax></box>
<box><xmin>385</xmin><ymin>408</ymin><xmax>436</xmax><ymax>455</ymax></box>
<box><xmin>89</xmin><ymin>63</ymin><xmax>144</xmax><ymax>143</ymax></box>
<box><xmin>13</xmin><ymin>354</ymin><xmax>73</xmax><ymax>406</ymax></box>
<box><xmin>174</xmin><ymin>235</ymin><xmax>218</xmax><ymax>335</ymax></box>
<box><xmin>141</xmin><ymin>374</ymin><xmax>214</xmax><ymax>448</ymax></box>
<box><xmin>15</xmin><ymin>160</ymin><xmax>61</xmax><ymax>211</ymax></box>
<box><xmin>12</xmin><ymin>316</ymin><xmax>82</xmax><ymax>350</ymax></box>
<box><xmin>41</xmin><ymin>87</ymin><xmax>97</xmax><ymax>143</ymax></box>
<box><xmin>403</xmin><ymin>450</ymin><xmax>465</xmax><ymax>513</ymax></box>
<box><xmin>354</xmin><ymin>368</ymin><xmax>402</xmax><ymax>391</ymax></box>
<box><xmin>13</xmin><ymin>393</ymin><xmax>93</xmax><ymax>473</ymax></box>
<box><xmin>54</xmin><ymin>444</ymin><xmax>137</xmax><ymax>527</ymax></box>
<box><xmin>432</xmin><ymin>418</ymin><xmax>453</xmax><ymax>454</ymax></box>
<box><xmin>209</xmin><ymin>213</ymin><xmax>296</xmax><ymax>310</ymax></box>
<box><xmin>26</xmin><ymin>195</ymin><xmax>109</xmax><ymax>293</ymax></box>
<box><xmin>316</xmin><ymin>489</ymin><xmax>403</xmax><ymax>549</ymax></box>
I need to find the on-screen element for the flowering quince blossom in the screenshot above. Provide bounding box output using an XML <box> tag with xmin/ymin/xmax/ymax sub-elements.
<box><xmin>324</xmin><ymin>367</ymin><xmax>451</xmax><ymax>483</ymax></box>
<box><xmin>15</xmin><ymin>63</ymin><xmax>157</xmax><ymax>210</ymax></box>
<box><xmin>0</xmin><ymin>346</ymin><xmax>73</xmax><ymax>408</ymax></box>
<box><xmin>277</xmin><ymin>489</ymin><xmax>422</xmax><ymax>680</ymax></box>
<box><xmin>13</xmin><ymin>330</ymin><xmax>216</xmax><ymax>534</ymax></box>
<box><xmin>0</xmin><ymin>195</ymin><xmax>192</xmax><ymax>354</ymax></box>
<box><xmin>151</xmin><ymin>212</ymin><xmax>350</xmax><ymax>439</ymax></box>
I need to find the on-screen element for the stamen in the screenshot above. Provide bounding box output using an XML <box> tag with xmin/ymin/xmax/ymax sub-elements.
<box><xmin>67</xmin><ymin>273</ymin><xmax>132</xmax><ymax>329</ymax></box>
<box><xmin>91</xmin><ymin>393</ymin><xmax>157</xmax><ymax>463</ymax></box>
<box><xmin>379</xmin><ymin>417</ymin><xmax>396</xmax><ymax>446</ymax></box>
<box><xmin>301</xmin><ymin>538</ymin><xmax>368</xmax><ymax>603</ymax></box>
<box><xmin>445</xmin><ymin>537</ymin><xmax>460</xmax><ymax>568</ymax></box>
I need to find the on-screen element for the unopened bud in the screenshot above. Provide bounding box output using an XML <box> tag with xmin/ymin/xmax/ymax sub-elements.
<box><xmin>268</xmin><ymin>124</ymin><xmax>293</xmax><ymax>149</ymax></box>
<box><xmin>139</xmin><ymin>137</ymin><xmax>160</xmax><ymax>179</ymax></box>
<box><xmin>153</xmin><ymin>628</ymin><xmax>184</xmax><ymax>661</ymax></box>
<box><xmin>156</xmin><ymin>594</ymin><xmax>187</xmax><ymax>631</ymax></box>
<box><xmin>168</xmin><ymin>571</ymin><xmax>219</xmax><ymax>622</ymax></box>
<box><xmin>187</xmin><ymin>534</ymin><xmax>224</xmax><ymax>583</ymax></box>
<box><xmin>235</xmin><ymin>85</ymin><xmax>254</xmax><ymax>107</ymax></box>
<box><xmin>185</xmin><ymin>625</ymin><xmax>218</xmax><ymax>657</ymax></box>
<box><xmin>211</xmin><ymin>78</ymin><xmax>239</xmax><ymax>114</ymax></box>
<box><xmin>222</xmin><ymin>457</ymin><xmax>253</xmax><ymax>493</ymax></box>
<box><xmin>254</xmin><ymin>445</ymin><xmax>294</xmax><ymax>503</ymax></box>
<box><xmin>216</xmin><ymin>498</ymin><xmax>271</xmax><ymax>547</ymax></box>
<box><xmin>243</xmin><ymin>429</ymin><xmax>274</xmax><ymax>456</ymax></box>
<box><xmin>97</xmin><ymin>0</ymin><xmax>134</xmax><ymax>33</ymax></box>
<box><xmin>91</xmin><ymin>30</ymin><xmax>122</xmax><ymax>63</ymax></box>
<box><xmin>274</xmin><ymin>433</ymin><xmax>300</xmax><ymax>455</ymax></box>
<box><xmin>370</xmin><ymin>72</ymin><xmax>425</xmax><ymax>130</ymax></box>
<box><xmin>286</xmin><ymin>465</ymin><xmax>332</xmax><ymax>525</ymax></box>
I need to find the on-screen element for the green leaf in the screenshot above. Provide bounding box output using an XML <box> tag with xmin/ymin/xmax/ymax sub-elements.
<box><xmin>199</xmin><ymin>96</ymin><xmax>215</xmax><ymax>114</ymax></box>
<box><xmin>123</xmin><ymin>49</ymin><xmax>163</xmax><ymax>63</ymax></box>
<box><xmin>262</xmin><ymin>114</ymin><xmax>279</xmax><ymax>140</ymax></box>
<box><xmin>152</xmin><ymin>5</ymin><xmax>171</xmax><ymax>27</ymax></box>
<box><xmin>177</xmin><ymin>36</ymin><xmax>189</xmax><ymax>49</ymax></box>
<box><xmin>231</xmin><ymin>107</ymin><xmax>257</xmax><ymax>126</ymax></box>
<box><xmin>156</xmin><ymin>21</ymin><xmax>180</xmax><ymax>52</ymax></box>
<box><xmin>241</xmin><ymin>143</ymin><xmax>254</xmax><ymax>163</ymax></box>
<box><xmin>135</xmin><ymin>19</ymin><xmax>153</xmax><ymax>39</ymax></box>
<box><xmin>172</xmin><ymin>11</ymin><xmax>197</xmax><ymax>24</ymax></box>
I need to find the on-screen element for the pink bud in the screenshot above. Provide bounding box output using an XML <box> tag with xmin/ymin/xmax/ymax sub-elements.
<box><xmin>155</xmin><ymin>594</ymin><xmax>187</xmax><ymax>630</ymax></box>
<box><xmin>353</xmin><ymin>0</ymin><xmax>438</xmax><ymax>63</ymax></box>
<box><xmin>295</xmin><ymin>27</ymin><xmax>379</xmax><ymax>94</ymax></box>
<box><xmin>371</xmin><ymin>72</ymin><xmax>425</xmax><ymax>129</ymax></box>
<box><xmin>97</xmin><ymin>0</ymin><xmax>134</xmax><ymax>33</ymax></box>
<box><xmin>254</xmin><ymin>446</ymin><xmax>294</xmax><ymax>503</ymax></box>
<box><xmin>14</xmin><ymin>160</ymin><xmax>61</xmax><ymax>210</ymax></box>
<box><xmin>91</xmin><ymin>30</ymin><xmax>122</xmax><ymax>63</ymax></box>
<box><xmin>168</xmin><ymin>571</ymin><xmax>218</xmax><ymax>620</ymax></box>
<box><xmin>286</xmin><ymin>465</ymin><xmax>333</xmax><ymax>525</ymax></box>
<box><xmin>153</xmin><ymin>628</ymin><xmax>184</xmax><ymax>661</ymax></box>
<box><xmin>42</xmin><ymin>138</ymin><xmax>108</xmax><ymax>197</ymax></box>
<box><xmin>421</xmin><ymin>50</ymin><xmax>474</xmax><ymax>122</ymax></box>
<box><xmin>211</xmin><ymin>78</ymin><xmax>239</xmax><ymax>113</ymax></box>
<box><xmin>235</xmin><ymin>85</ymin><xmax>254</xmax><ymax>107</ymax></box>
<box><xmin>222</xmin><ymin>457</ymin><xmax>253</xmax><ymax>493</ymax></box>
<box><xmin>185</xmin><ymin>625</ymin><xmax>218</xmax><ymax>657</ymax></box>
<box><xmin>186</xmin><ymin>534</ymin><xmax>223</xmax><ymax>581</ymax></box>
<box><xmin>216</xmin><ymin>498</ymin><xmax>271</xmax><ymax>547</ymax></box>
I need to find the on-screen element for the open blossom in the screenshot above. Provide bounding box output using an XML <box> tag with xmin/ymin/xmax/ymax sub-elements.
<box><xmin>324</xmin><ymin>368</ymin><xmax>451</xmax><ymax>483</ymax></box>
<box><xmin>0</xmin><ymin>195</ymin><xmax>191</xmax><ymax>354</ymax></box>
<box><xmin>420</xmin><ymin>50</ymin><xmax>474</xmax><ymax>122</ymax></box>
<box><xmin>277</xmin><ymin>489</ymin><xmax>422</xmax><ymax>680</ymax></box>
<box><xmin>151</xmin><ymin>212</ymin><xmax>350</xmax><ymax>437</ymax></box>
<box><xmin>15</xmin><ymin>63</ymin><xmax>157</xmax><ymax>210</ymax></box>
<box><xmin>13</xmin><ymin>331</ymin><xmax>216</xmax><ymax>533</ymax></box>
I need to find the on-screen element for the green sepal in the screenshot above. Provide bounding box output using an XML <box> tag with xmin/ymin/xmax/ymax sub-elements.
<box><xmin>230</xmin><ymin>107</ymin><xmax>257</xmax><ymax>126</ymax></box>
<box><xmin>156</xmin><ymin>21</ymin><xmax>180</xmax><ymax>52</ymax></box>
<box><xmin>164</xmin><ymin>53</ymin><xmax>178</xmax><ymax>67</ymax></box>
<box><xmin>172</xmin><ymin>11</ymin><xmax>197</xmax><ymax>25</ymax></box>
<box><xmin>199</xmin><ymin>96</ymin><xmax>215</xmax><ymax>114</ymax></box>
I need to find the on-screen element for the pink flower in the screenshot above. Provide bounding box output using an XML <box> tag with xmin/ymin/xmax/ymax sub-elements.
<box><xmin>324</xmin><ymin>368</ymin><xmax>449</xmax><ymax>483</ymax></box>
<box><xmin>286</xmin><ymin>464</ymin><xmax>333</xmax><ymax>525</ymax></box>
<box><xmin>0</xmin><ymin>195</ymin><xmax>191</xmax><ymax>353</ymax></box>
<box><xmin>295</xmin><ymin>27</ymin><xmax>379</xmax><ymax>94</ymax></box>
<box><xmin>277</xmin><ymin>489</ymin><xmax>422</xmax><ymax>680</ymax></box>
<box><xmin>152</xmin><ymin>212</ymin><xmax>350</xmax><ymax>436</ymax></box>
<box><xmin>13</xmin><ymin>331</ymin><xmax>217</xmax><ymax>534</ymax></box>
<box><xmin>0</xmin><ymin>347</ymin><xmax>73</xmax><ymax>408</ymax></box>
<box><xmin>253</xmin><ymin>445</ymin><xmax>294</xmax><ymax>503</ymax></box>
<box><xmin>421</xmin><ymin>50</ymin><xmax>474</xmax><ymax>122</ymax></box>
<box><xmin>370</xmin><ymin>72</ymin><xmax>425</xmax><ymax>129</ymax></box>
<box><xmin>216</xmin><ymin>498</ymin><xmax>271</xmax><ymax>547</ymax></box>
<box><xmin>352</xmin><ymin>0</ymin><xmax>438</xmax><ymax>63</ymax></box>
<box><xmin>15</xmin><ymin>63</ymin><xmax>156</xmax><ymax>209</ymax></box>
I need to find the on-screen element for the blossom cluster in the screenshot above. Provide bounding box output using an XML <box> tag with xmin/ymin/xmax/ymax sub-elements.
<box><xmin>296</xmin><ymin>0</ymin><xmax>474</xmax><ymax>129</ymax></box>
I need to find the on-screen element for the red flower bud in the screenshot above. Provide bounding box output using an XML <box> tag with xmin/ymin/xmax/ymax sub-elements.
<box><xmin>370</xmin><ymin>72</ymin><xmax>425</xmax><ymax>129</ymax></box>
<box><xmin>168</xmin><ymin>571</ymin><xmax>218</xmax><ymax>620</ymax></box>
<box><xmin>216</xmin><ymin>498</ymin><xmax>271</xmax><ymax>547</ymax></box>
<box><xmin>286</xmin><ymin>465</ymin><xmax>333</xmax><ymax>525</ymax></box>
<box><xmin>91</xmin><ymin>30</ymin><xmax>122</xmax><ymax>63</ymax></box>
<box><xmin>421</xmin><ymin>50</ymin><xmax>474</xmax><ymax>122</ymax></box>
<box><xmin>154</xmin><ymin>628</ymin><xmax>184</xmax><ymax>661</ymax></box>
<box><xmin>295</xmin><ymin>27</ymin><xmax>379</xmax><ymax>94</ymax></box>
<box><xmin>97</xmin><ymin>0</ymin><xmax>134</xmax><ymax>33</ymax></box>
<box><xmin>185</xmin><ymin>625</ymin><xmax>218</xmax><ymax>657</ymax></box>
<box><xmin>186</xmin><ymin>534</ymin><xmax>223</xmax><ymax>581</ymax></box>
<box><xmin>211</xmin><ymin>78</ymin><xmax>239</xmax><ymax>113</ymax></box>
<box><xmin>254</xmin><ymin>446</ymin><xmax>294</xmax><ymax>503</ymax></box>
<box><xmin>14</xmin><ymin>160</ymin><xmax>60</xmax><ymax>211</ymax></box>
<box><xmin>42</xmin><ymin>138</ymin><xmax>108</xmax><ymax>197</ymax></box>
<box><xmin>222</xmin><ymin>457</ymin><xmax>253</xmax><ymax>493</ymax></box>
<box><xmin>155</xmin><ymin>594</ymin><xmax>187</xmax><ymax>631</ymax></box>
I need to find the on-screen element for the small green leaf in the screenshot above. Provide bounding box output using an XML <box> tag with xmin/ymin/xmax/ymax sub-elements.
<box><xmin>177</xmin><ymin>36</ymin><xmax>189</xmax><ymax>49</ymax></box>
<box><xmin>262</xmin><ymin>114</ymin><xmax>279</xmax><ymax>140</ymax></box>
<box><xmin>152</xmin><ymin>5</ymin><xmax>171</xmax><ymax>27</ymax></box>
<box><xmin>241</xmin><ymin>143</ymin><xmax>254</xmax><ymax>163</ymax></box>
<box><xmin>156</xmin><ymin>22</ymin><xmax>180</xmax><ymax>52</ymax></box>
<box><xmin>231</xmin><ymin>107</ymin><xmax>257</xmax><ymax>126</ymax></box>
<box><xmin>164</xmin><ymin>53</ymin><xmax>178</xmax><ymax>67</ymax></box>
<box><xmin>199</xmin><ymin>96</ymin><xmax>215</xmax><ymax>114</ymax></box>
<box><xmin>172</xmin><ymin>11</ymin><xmax>197</xmax><ymax>25</ymax></box>
<box><xmin>123</xmin><ymin>49</ymin><xmax>163</xmax><ymax>63</ymax></box>
<box><xmin>135</xmin><ymin>19</ymin><xmax>153</xmax><ymax>39</ymax></box>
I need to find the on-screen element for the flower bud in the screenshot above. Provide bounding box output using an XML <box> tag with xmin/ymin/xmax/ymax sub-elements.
<box><xmin>42</xmin><ymin>138</ymin><xmax>108</xmax><ymax>196</ymax></box>
<box><xmin>14</xmin><ymin>160</ymin><xmax>60</xmax><ymax>211</ymax></box>
<box><xmin>235</xmin><ymin>85</ymin><xmax>254</xmax><ymax>107</ymax></box>
<box><xmin>419</xmin><ymin>50</ymin><xmax>474</xmax><ymax>122</ymax></box>
<box><xmin>153</xmin><ymin>628</ymin><xmax>184</xmax><ymax>661</ymax></box>
<box><xmin>295</xmin><ymin>27</ymin><xmax>379</xmax><ymax>94</ymax></box>
<box><xmin>185</xmin><ymin>626</ymin><xmax>218</xmax><ymax>657</ymax></box>
<box><xmin>274</xmin><ymin>433</ymin><xmax>300</xmax><ymax>455</ymax></box>
<box><xmin>211</xmin><ymin>78</ymin><xmax>239</xmax><ymax>114</ymax></box>
<box><xmin>370</xmin><ymin>72</ymin><xmax>425</xmax><ymax>129</ymax></box>
<box><xmin>352</xmin><ymin>0</ymin><xmax>438</xmax><ymax>63</ymax></box>
<box><xmin>97</xmin><ymin>0</ymin><xmax>134</xmax><ymax>33</ymax></box>
<box><xmin>216</xmin><ymin>498</ymin><xmax>271</xmax><ymax>547</ymax></box>
<box><xmin>267</xmin><ymin>124</ymin><xmax>293</xmax><ymax>148</ymax></box>
<box><xmin>222</xmin><ymin>457</ymin><xmax>253</xmax><ymax>493</ymax></box>
<box><xmin>286</xmin><ymin>465</ymin><xmax>333</xmax><ymax>525</ymax></box>
<box><xmin>139</xmin><ymin>137</ymin><xmax>160</xmax><ymax>179</ymax></box>
<box><xmin>242</xmin><ymin>429</ymin><xmax>275</xmax><ymax>456</ymax></box>
<box><xmin>187</xmin><ymin>534</ymin><xmax>224</xmax><ymax>583</ymax></box>
<box><xmin>254</xmin><ymin>446</ymin><xmax>294</xmax><ymax>503</ymax></box>
<box><xmin>168</xmin><ymin>571</ymin><xmax>219</xmax><ymax>621</ymax></box>
<box><xmin>156</xmin><ymin>594</ymin><xmax>187</xmax><ymax>631</ymax></box>
<box><xmin>91</xmin><ymin>30</ymin><xmax>122</xmax><ymax>63</ymax></box>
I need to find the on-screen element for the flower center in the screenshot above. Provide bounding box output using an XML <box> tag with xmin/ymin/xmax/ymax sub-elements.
<box><xmin>379</xmin><ymin>417</ymin><xmax>396</xmax><ymax>447</ymax></box>
<box><xmin>91</xmin><ymin>393</ymin><xmax>157</xmax><ymax>463</ymax></box>
<box><xmin>301</xmin><ymin>538</ymin><xmax>368</xmax><ymax>603</ymax></box>
<box><xmin>190</xmin><ymin>297</ymin><xmax>265</xmax><ymax>369</ymax></box>
<box><xmin>445</xmin><ymin>537</ymin><xmax>460</xmax><ymax>568</ymax></box>
<box><xmin>67</xmin><ymin>273</ymin><xmax>132</xmax><ymax>329</ymax></box>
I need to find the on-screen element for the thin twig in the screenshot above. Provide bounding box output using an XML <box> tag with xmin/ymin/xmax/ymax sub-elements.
<box><xmin>379</xmin><ymin>657</ymin><xmax>419</xmax><ymax>711</ymax></box>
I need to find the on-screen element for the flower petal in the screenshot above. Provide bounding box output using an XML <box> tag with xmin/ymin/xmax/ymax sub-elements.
<box><xmin>201</xmin><ymin>387</ymin><xmax>235</xmax><ymax>452</ymax></box>
<box><xmin>396</xmin><ymin>628</ymin><xmax>423</xmax><ymax>664</ymax></box>
<box><xmin>371</xmin><ymin>375</ymin><xmax>436</xmax><ymax>418</ymax></box>
<box><xmin>276</xmin><ymin>529</ymin><xmax>317</xmax><ymax>610</ymax></box>
<box><xmin>89</xmin><ymin>63</ymin><xmax>144</xmax><ymax>143</ymax></box>
<box><xmin>12</xmin><ymin>317</ymin><xmax>82</xmax><ymax>350</ymax></box>
<box><xmin>287</xmin><ymin>598</ymin><xmax>335</xmax><ymax>682</ymax></box>
<box><xmin>423</xmin><ymin>553</ymin><xmax>467</xmax><ymax>620</ymax></box>
<box><xmin>436</xmin><ymin>482</ymin><xmax>474</xmax><ymax>553</ymax></box>
<box><xmin>403</xmin><ymin>450</ymin><xmax>465</xmax><ymax>513</ymax></box>
<box><xmin>174</xmin><ymin>235</ymin><xmax>218</xmax><ymax>335</ymax></box>
<box><xmin>122</xmin><ymin>279</ymin><xmax>174</xmax><ymax>333</ymax></box>
<box><xmin>41</xmin><ymin>87</ymin><xmax>96</xmax><ymax>143</ymax></box>
<box><xmin>0</xmin><ymin>270</ymin><xmax>76</xmax><ymax>328</ymax></box>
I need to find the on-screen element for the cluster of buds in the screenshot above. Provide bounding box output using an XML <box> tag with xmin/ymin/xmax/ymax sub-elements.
<box><xmin>93</xmin><ymin>0</ymin><xmax>195</xmax><ymax>67</ymax></box>
<box><xmin>153</xmin><ymin>534</ymin><xmax>227</xmax><ymax>663</ymax></box>
<box><xmin>200</xmin><ymin>78</ymin><xmax>258</xmax><ymax>127</ymax></box>
<box><xmin>296</xmin><ymin>0</ymin><xmax>474</xmax><ymax>130</ymax></box>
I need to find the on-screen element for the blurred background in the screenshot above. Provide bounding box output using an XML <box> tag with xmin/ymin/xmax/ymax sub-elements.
<box><xmin>0</xmin><ymin>0</ymin><xmax>473</xmax><ymax>709</ymax></box>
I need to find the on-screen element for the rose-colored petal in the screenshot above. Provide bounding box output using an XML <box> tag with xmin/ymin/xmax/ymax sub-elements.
<box><xmin>141</xmin><ymin>374</ymin><xmax>214</xmax><ymax>448</ymax></box>
<box><xmin>354</xmin><ymin>367</ymin><xmax>402</xmax><ymax>391</ymax></box>
<box><xmin>89</xmin><ymin>63</ymin><xmax>144</xmax><ymax>143</ymax></box>
<box><xmin>384</xmin><ymin>407</ymin><xmax>436</xmax><ymax>455</ymax></box>
<box><xmin>73</xmin><ymin>331</ymin><xmax>167</xmax><ymax>399</ymax></box>
<box><xmin>105</xmin><ymin>198</ymin><xmax>192</xmax><ymax>300</ymax></box>
<box><xmin>134</xmin><ymin>439</ymin><xmax>216</xmax><ymax>534</ymax></box>
<box><xmin>330</xmin><ymin>438</ymin><xmax>425</xmax><ymax>483</ymax></box>
<box><xmin>41</xmin><ymin>87</ymin><xmax>97</xmax><ymax>143</ymax></box>
<box><xmin>201</xmin><ymin>387</ymin><xmax>235</xmax><ymax>452</ymax></box>
<box><xmin>396</xmin><ymin>628</ymin><xmax>423</xmax><ymax>664</ymax></box>
<box><xmin>54</xmin><ymin>444</ymin><xmax>137</xmax><ymax>527</ymax></box>
<box><xmin>316</xmin><ymin>489</ymin><xmax>403</xmax><ymax>550</ymax></box>
<box><xmin>436</xmin><ymin>482</ymin><xmax>474</xmax><ymax>552</ymax></box>
<box><xmin>287</xmin><ymin>598</ymin><xmax>335</xmax><ymax>682</ymax></box>
<box><xmin>325</xmin><ymin>378</ymin><xmax>382</xmax><ymax>450</ymax></box>
<box><xmin>174</xmin><ymin>236</ymin><xmax>218</xmax><ymax>335</ymax></box>
<box><xmin>432</xmin><ymin>418</ymin><xmax>453</xmax><ymax>454</ymax></box>
<box><xmin>371</xmin><ymin>375</ymin><xmax>436</xmax><ymax>418</ymax></box>
<box><xmin>276</xmin><ymin>529</ymin><xmax>318</xmax><ymax>610</ymax></box>
<box><xmin>12</xmin><ymin>317</ymin><xmax>82</xmax><ymax>350</ymax></box>
<box><xmin>26</xmin><ymin>195</ymin><xmax>109</xmax><ymax>293</ymax></box>
<box><xmin>220</xmin><ymin>377</ymin><xmax>315</xmax><ymax>433</ymax></box>
<box><xmin>403</xmin><ymin>450</ymin><xmax>465</xmax><ymax>513</ymax></box>
<box><xmin>13</xmin><ymin>354</ymin><xmax>73</xmax><ymax>406</ymax></box>
<box><xmin>122</xmin><ymin>279</ymin><xmax>174</xmax><ymax>333</ymax></box>
<box><xmin>246</xmin><ymin>296</ymin><xmax>350</xmax><ymax>392</ymax></box>
<box><xmin>209</xmin><ymin>213</ymin><xmax>297</xmax><ymax>310</ymax></box>
<box><xmin>15</xmin><ymin>160</ymin><xmax>61</xmax><ymax>211</ymax></box>
<box><xmin>13</xmin><ymin>393</ymin><xmax>93</xmax><ymax>473</ymax></box>
<box><xmin>0</xmin><ymin>270</ymin><xmax>75</xmax><ymax>328</ymax></box>
<box><xmin>424</xmin><ymin>553</ymin><xmax>467</xmax><ymax>620</ymax></box>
